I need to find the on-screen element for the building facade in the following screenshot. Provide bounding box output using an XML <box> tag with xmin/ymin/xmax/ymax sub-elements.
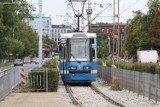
<box><xmin>91</xmin><ymin>22</ymin><xmax>126</xmax><ymax>38</ymax></box>
<box><xmin>51</xmin><ymin>25</ymin><xmax>71</xmax><ymax>43</ymax></box>
<box><xmin>24</xmin><ymin>14</ymin><xmax>52</xmax><ymax>38</ymax></box>
<box><xmin>90</xmin><ymin>22</ymin><xmax>126</xmax><ymax>55</ymax></box>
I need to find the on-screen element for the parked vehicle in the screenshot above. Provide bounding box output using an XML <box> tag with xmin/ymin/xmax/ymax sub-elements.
<box><xmin>31</xmin><ymin>57</ymin><xmax>38</xmax><ymax>63</ymax></box>
<box><xmin>24</xmin><ymin>57</ymin><xmax>31</xmax><ymax>64</ymax></box>
<box><xmin>35</xmin><ymin>58</ymin><xmax>39</xmax><ymax>64</ymax></box>
<box><xmin>137</xmin><ymin>50</ymin><xmax>159</xmax><ymax>63</ymax></box>
<box><xmin>14</xmin><ymin>59</ymin><xmax>23</xmax><ymax>67</ymax></box>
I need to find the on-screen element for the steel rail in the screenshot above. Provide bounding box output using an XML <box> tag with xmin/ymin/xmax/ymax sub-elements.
<box><xmin>64</xmin><ymin>83</ymin><xmax>83</xmax><ymax>107</ymax></box>
<box><xmin>91</xmin><ymin>84</ymin><xmax>125</xmax><ymax>107</ymax></box>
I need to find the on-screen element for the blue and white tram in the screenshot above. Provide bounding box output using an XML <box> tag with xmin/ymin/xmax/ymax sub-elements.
<box><xmin>59</xmin><ymin>32</ymin><xmax>97</xmax><ymax>83</ymax></box>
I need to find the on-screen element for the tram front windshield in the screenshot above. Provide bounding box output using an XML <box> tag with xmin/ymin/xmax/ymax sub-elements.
<box><xmin>70</xmin><ymin>38</ymin><xmax>90</xmax><ymax>61</ymax></box>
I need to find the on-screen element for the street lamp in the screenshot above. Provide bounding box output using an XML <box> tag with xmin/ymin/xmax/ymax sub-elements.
<box><xmin>38</xmin><ymin>0</ymin><xmax>43</xmax><ymax>67</ymax></box>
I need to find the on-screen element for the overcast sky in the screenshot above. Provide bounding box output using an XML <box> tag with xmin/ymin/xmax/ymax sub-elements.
<box><xmin>27</xmin><ymin>0</ymin><xmax>148</xmax><ymax>25</ymax></box>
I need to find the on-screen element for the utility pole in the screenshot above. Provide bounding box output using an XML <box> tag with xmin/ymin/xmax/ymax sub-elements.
<box><xmin>113</xmin><ymin>0</ymin><xmax>120</xmax><ymax>58</ymax></box>
<box><xmin>86</xmin><ymin>0</ymin><xmax>92</xmax><ymax>32</ymax></box>
<box><xmin>111</xmin><ymin>0</ymin><xmax>120</xmax><ymax>90</ymax></box>
<box><xmin>81</xmin><ymin>2</ymin><xmax>85</xmax><ymax>31</ymax></box>
<box><xmin>38</xmin><ymin>0</ymin><xmax>43</xmax><ymax>67</ymax></box>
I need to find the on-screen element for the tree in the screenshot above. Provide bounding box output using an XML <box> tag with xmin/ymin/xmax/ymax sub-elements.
<box><xmin>8</xmin><ymin>38</ymin><xmax>25</xmax><ymax>56</ymax></box>
<box><xmin>43</xmin><ymin>35</ymin><xmax>57</xmax><ymax>57</ymax></box>
<box><xmin>0</xmin><ymin>0</ymin><xmax>34</xmax><ymax>59</ymax></box>
<box><xmin>144</xmin><ymin>0</ymin><xmax>160</xmax><ymax>50</ymax></box>
<box><xmin>91</xmin><ymin>29</ymin><xmax>110</xmax><ymax>58</ymax></box>
<box><xmin>124</xmin><ymin>0</ymin><xmax>160</xmax><ymax>55</ymax></box>
<box><xmin>124</xmin><ymin>11</ymin><xmax>146</xmax><ymax>55</ymax></box>
<box><xmin>14</xmin><ymin>21</ymin><xmax>38</xmax><ymax>57</ymax></box>
<box><xmin>98</xmin><ymin>41</ymin><xmax>109</xmax><ymax>59</ymax></box>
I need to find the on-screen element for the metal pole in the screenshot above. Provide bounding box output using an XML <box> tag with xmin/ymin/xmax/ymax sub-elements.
<box><xmin>46</xmin><ymin>68</ymin><xmax>48</xmax><ymax>92</ymax></box>
<box><xmin>39</xmin><ymin>0</ymin><xmax>42</xmax><ymax>67</ymax></box>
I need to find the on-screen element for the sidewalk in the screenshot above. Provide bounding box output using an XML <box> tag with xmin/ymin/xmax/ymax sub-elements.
<box><xmin>0</xmin><ymin>92</ymin><xmax>69</xmax><ymax>107</ymax></box>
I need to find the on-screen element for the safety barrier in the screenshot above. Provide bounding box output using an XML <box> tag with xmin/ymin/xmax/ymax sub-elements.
<box><xmin>0</xmin><ymin>68</ymin><xmax>12</xmax><ymax>101</ymax></box>
<box><xmin>98</xmin><ymin>66</ymin><xmax>160</xmax><ymax>102</ymax></box>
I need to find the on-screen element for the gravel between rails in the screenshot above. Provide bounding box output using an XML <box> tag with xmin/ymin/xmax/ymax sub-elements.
<box><xmin>71</xmin><ymin>86</ymin><xmax>119</xmax><ymax>107</ymax></box>
<box><xmin>58</xmin><ymin>81</ymin><xmax>76</xmax><ymax>107</ymax></box>
<box><xmin>58</xmin><ymin>79</ymin><xmax>160</xmax><ymax>107</ymax></box>
<box><xmin>92</xmin><ymin>78</ymin><xmax>160</xmax><ymax>107</ymax></box>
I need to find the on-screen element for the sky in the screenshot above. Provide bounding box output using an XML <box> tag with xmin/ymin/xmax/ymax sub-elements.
<box><xmin>27</xmin><ymin>0</ymin><xmax>149</xmax><ymax>26</ymax></box>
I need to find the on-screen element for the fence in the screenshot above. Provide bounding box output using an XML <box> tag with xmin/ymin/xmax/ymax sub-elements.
<box><xmin>98</xmin><ymin>66</ymin><xmax>160</xmax><ymax>102</ymax></box>
<box><xmin>0</xmin><ymin>67</ymin><xmax>49</xmax><ymax>101</ymax></box>
<box><xmin>0</xmin><ymin>68</ymin><xmax>12</xmax><ymax>101</ymax></box>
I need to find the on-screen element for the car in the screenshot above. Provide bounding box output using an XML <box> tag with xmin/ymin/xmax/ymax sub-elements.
<box><xmin>24</xmin><ymin>57</ymin><xmax>31</xmax><ymax>64</ymax></box>
<box><xmin>35</xmin><ymin>58</ymin><xmax>39</xmax><ymax>64</ymax></box>
<box><xmin>31</xmin><ymin>57</ymin><xmax>38</xmax><ymax>63</ymax></box>
<box><xmin>14</xmin><ymin>59</ymin><xmax>23</xmax><ymax>67</ymax></box>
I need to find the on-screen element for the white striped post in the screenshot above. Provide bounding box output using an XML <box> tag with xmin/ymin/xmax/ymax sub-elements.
<box><xmin>19</xmin><ymin>67</ymin><xmax>25</xmax><ymax>85</ymax></box>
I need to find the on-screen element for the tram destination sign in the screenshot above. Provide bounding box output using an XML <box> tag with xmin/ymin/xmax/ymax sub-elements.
<box><xmin>68</xmin><ymin>0</ymin><xmax>87</xmax><ymax>2</ymax></box>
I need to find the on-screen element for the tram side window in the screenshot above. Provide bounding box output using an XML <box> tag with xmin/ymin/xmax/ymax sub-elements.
<box><xmin>60</xmin><ymin>46</ymin><xmax>65</xmax><ymax>59</ymax></box>
<box><xmin>91</xmin><ymin>38</ymin><xmax>94</xmax><ymax>44</ymax></box>
<box><xmin>92</xmin><ymin>48</ymin><xmax>95</xmax><ymax>59</ymax></box>
<box><xmin>66</xmin><ymin>39</ymin><xmax>71</xmax><ymax>61</ymax></box>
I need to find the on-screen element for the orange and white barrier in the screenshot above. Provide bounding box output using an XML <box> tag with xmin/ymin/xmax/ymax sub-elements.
<box><xmin>19</xmin><ymin>67</ymin><xmax>25</xmax><ymax>84</ymax></box>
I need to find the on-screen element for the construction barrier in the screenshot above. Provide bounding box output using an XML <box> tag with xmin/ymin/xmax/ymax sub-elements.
<box><xmin>19</xmin><ymin>67</ymin><xmax>25</xmax><ymax>84</ymax></box>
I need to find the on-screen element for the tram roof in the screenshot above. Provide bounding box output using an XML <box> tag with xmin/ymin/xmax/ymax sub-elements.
<box><xmin>60</xmin><ymin>32</ymin><xmax>97</xmax><ymax>39</ymax></box>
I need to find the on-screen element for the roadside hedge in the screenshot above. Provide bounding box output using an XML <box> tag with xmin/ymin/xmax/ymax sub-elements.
<box><xmin>29</xmin><ymin>59</ymin><xmax>59</xmax><ymax>92</ymax></box>
<box><xmin>98</xmin><ymin>59</ymin><xmax>160</xmax><ymax>74</ymax></box>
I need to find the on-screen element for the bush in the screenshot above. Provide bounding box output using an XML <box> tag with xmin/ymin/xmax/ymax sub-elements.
<box><xmin>132</xmin><ymin>63</ymin><xmax>157</xmax><ymax>74</ymax></box>
<box><xmin>97</xmin><ymin>59</ymin><xmax>160</xmax><ymax>74</ymax></box>
<box><xmin>28</xmin><ymin>59</ymin><xmax>59</xmax><ymax>92</ymax></box>
<box><xmin>47</xmin><ymin>68</ymin><xmax>59</xmax><ymax>92</ymax></box>
<box><xmin>28</xmin><ymin>67</ymin><xmax>45</xmax><ymax>90</ymax></box>
<box><xmin>43</xmin><ymin>59</ymin><xmax>59</xmax><ymax>92</ymax></box>
<box><xmin>43</xmin><ymin>59</ymin><xmax>57</xmax><ymax>68</ymax></box>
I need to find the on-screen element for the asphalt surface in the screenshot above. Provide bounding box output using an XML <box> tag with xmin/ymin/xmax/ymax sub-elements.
<box><xmin>0</xmin><ymin>63</ymin><xmax>69</xmax><ymax>107</ymax></box>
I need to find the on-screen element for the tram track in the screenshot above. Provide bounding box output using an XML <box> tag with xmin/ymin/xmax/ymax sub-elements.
<box><xmin>64</xmin><ymin>83</ymin><xmax>83</xmax><ymax>107</ymax></box>
<box><xmin>91</xmin><ymin>84</ymin><xmax>125</xmax><ymax>107</ymax></box>
<box><xmin>64</xmin><ymin>82</ymin><xmax>126</xmax><ymax>107</ymax></box>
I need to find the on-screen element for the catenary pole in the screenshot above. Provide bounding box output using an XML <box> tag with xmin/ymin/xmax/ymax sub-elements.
<box><xmin>39</xmin><ymin>0</ymin><xmax>42</xmax><ymax>67</ymax></box>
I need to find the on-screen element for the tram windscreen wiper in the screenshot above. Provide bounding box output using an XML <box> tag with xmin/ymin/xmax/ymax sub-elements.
<box><xmin>70</xmin><ymin>53</ymin><xmax>81</xmax><ymax>64</ymax></box>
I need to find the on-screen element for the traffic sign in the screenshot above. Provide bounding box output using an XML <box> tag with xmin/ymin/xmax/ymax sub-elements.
<box><xmin>42</xmin><ymin>47</ymin><xmax>46</xmax><ymax>52</ymax></box>
<box><xmin>9</xmin><ymin>52</ymin><xmax>13</xmax><ymax>56</ymax></box>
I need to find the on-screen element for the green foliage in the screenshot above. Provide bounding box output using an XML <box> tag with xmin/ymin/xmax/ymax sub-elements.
<box><xmin>29</xmin><ymin>59</ymin><xmax>59</xmax><ymax>92</ymax></box>
<box><xmin>124</xmin><ymin>0</ymin><xmax>160</xmax><ymax>55</ymax></box>
<box><xmin>43</xmin><ymin>59</ymin><xmax>59</xmax><ymax>92</ymax></box>
<box><xmin>14</xmin><ymin>21</ymin><xmax>38</xmax><ymax>56</ymax></box>
<box><xmin>98</xmin><ymin>41</ymin><xmax>109</xmax><ymax>58</ymax></box>
<box><xmin>124</xmin><ymin>11</ymin><xmax>147</xmax><ymax>55</ymax></box>
<box><xmin>8</xmin><ymin>38</ymin><xmax>25</xmax><ymax>55</ymax></box>
<box><xmin>91</xmin><ymin>29</ymin><xmax>110</xmax><ymax>58</ymax></box>
<box><xmin>47</xmin><ymin>68</ymin><xmax>59</xmax><ymax>92</ymax></box>
<box><xmin>29</xmin><ymin>68</ymin><xmax>44</xmax><ymax>89</ymax></box>
<box><xmin>97</xmin><ymin>59</ymin><xmax>112</xmax><ymax>67</ymax></box>
<box><xmin>43</xmin><ymin>36</ymin><xmax>57</xmax><ymax>57</ymax></box>
<box><xmin>0</xmin><ymin>0</ymin><xmax>35</xmax><ymax>59</ymax></box>
<box><xmin>42</xmin><ymin>59</ymin><xmax>58</xmax><ymax>68</ymax></box>
<box><xmin>98</xmin><ymin>59</ymin><xmax>160</xmax><ymax>74</ymax></box>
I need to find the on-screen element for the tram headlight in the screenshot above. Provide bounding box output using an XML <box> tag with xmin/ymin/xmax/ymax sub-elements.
<box><xmin>83</xmin><ymin>66</ymin><xmax>91</xmax><ymax>70</ymax></box>
<box><xmin>68</xmin><ymin>66</ymin><xmax>77</xmax><ymax>70</ymax></box>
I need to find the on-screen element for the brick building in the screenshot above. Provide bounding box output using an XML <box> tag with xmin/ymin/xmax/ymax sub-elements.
<box><xmin>90</xmin><ymin>22</ymin><xmax>127</xmax><ymax>54</ymax></box>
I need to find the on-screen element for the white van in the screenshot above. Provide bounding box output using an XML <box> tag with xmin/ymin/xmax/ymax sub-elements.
<box><xmin>137</xmin><ymin>50</ymin><xmax>159</xmax><ymax>63</ymax></box>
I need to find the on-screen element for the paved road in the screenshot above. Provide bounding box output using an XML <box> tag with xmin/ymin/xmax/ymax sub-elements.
<box><xmin>0</xmin><ymin>65</ymin><xmax>12</xmax><ymax>72</ymax></box>
<box><xmin>10</xmin><ymin>63</ymin><xmax>39</xmax><ymax>89</ymax></box>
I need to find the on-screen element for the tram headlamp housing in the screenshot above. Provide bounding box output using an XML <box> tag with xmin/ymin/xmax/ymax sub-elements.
<box><xmin>83</xmin><ymin>66</ymin><xmax>91</xmax><ymax>70</ymax></box>
<box><xmin>68</xmin><ymin>66</ymin><xmax>77</xmax><ymax>70</ymax></box>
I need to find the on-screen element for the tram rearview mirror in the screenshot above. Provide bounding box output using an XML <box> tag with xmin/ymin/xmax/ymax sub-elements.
<box><xmin>92</xmin><ymin>44</ymin><xmax>97</xmax><ymax>48</ymax></box>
